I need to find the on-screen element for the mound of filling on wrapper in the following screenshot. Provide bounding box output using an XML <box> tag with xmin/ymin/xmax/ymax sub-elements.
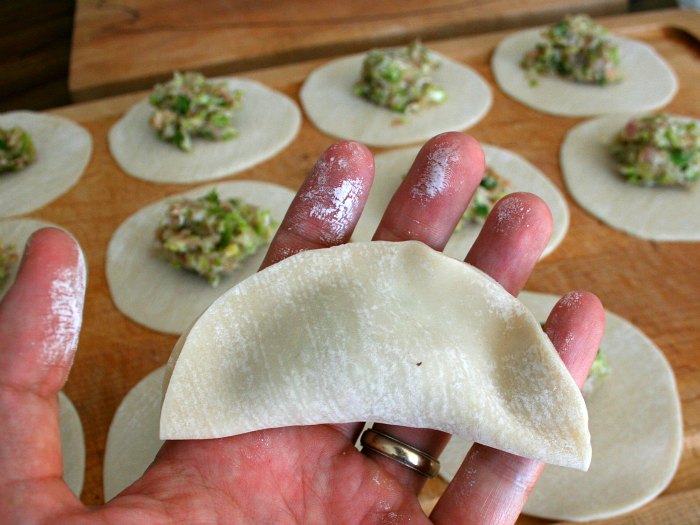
<box><xmin>457</xmin><ymin>167</ymin><xmax>511</xmax><ymax>227</ymax></box>
<box><xmin>0</xmin><ymin>112</ymin><xmax>92</xmax><ymax>219</ymax></box>
<box><xmin>300</xmin><ymin>49</ymin><xmax>491</xmax><ymax>147</ymax></box>
<box><xmin>610</xmin><ymin>113</ymin><xmax>699</xmax><ymax>187</ymax></box>
<box><xmin>561</xmin><ymin>114</ymin><xmax>700</xmax><ymax>240</ymax></box>
<box><xmin>0</xmin><ymin>242</ymin><xmax>18</xmax><ymax>287</ymax></box>
<box><xmin>521</xmin><ymin>14</ymin><xmax>621</xmax><ymax>86</ymax></box>
<box><xmin>149</xmin><ymin>72</ymin><xmax>243</xmax><ymax>152</ymax></box>
<box><xmin>108</xmin><ymin>78</ymin><xmax>300</xmax><ymax>184</ymax></box>
<box><xmin>154</xmin><ymin>189</ymin><xmax>276</xmax><ymax>287</ymax></box>
<box><xmin>354</xmin><ymin>40</ymin><xmax>447</xmax><ymax>115</ymax></box>
<box><xmin>0</xmin><ymin>126</ymin><xmax>35</xmax><ymax>173</ymax></box>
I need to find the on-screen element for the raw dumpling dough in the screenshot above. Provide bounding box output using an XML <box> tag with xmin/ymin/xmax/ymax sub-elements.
<box><xmin>439</xmin><ymin>291</ymin><xmax>683</xmax><ymax>522</ymax></box>
<box><xmin>0</xmin><ymin>111</ymin><xmax>92</xmax><ymax>219</ymax></box>
<box><xmin>0</xmin><ymin>218</ymin><xmax>63</xmax><ymax>300</ymax></box>
<box><xmin>300</xmin><ymin>52</ymin><xmax>492</xmax><ymax>147</ymax></box>
<box><xmin>59</xmin><ymin>391</ymin><xmax>85</xmax><ymax>497</ymax></box>
<box><xmin>492</xmin><ymin>29</ymin><xmax>677</xmax><ymax>116</ymax></box>
<box><xmin>352</xmin><ymin>144</ymin><xmax>569</xmax><ymax>259</ymax></box>
<box><xmin>562</xmin><ymin>114</ymin><xmax>700</xmax><ymax>241</ymax></box>
<box><xmin>106</xmin><ymin>180</ymin><xmax>295</xmax><ymax>334</ymax></box>
<box><xmin>104</xmin><ymin>367</ymin><xmax>166</xmax><ymax>501</ymax></box>
<box><xmin>109</xmin><ymin>78</ymin><xmax>300</xmax><ymax>183</ymax></box>
<box><xmin>161</xmin><ymin>241</ymin><xmax>590</xmax><ymax>470</ymax></box>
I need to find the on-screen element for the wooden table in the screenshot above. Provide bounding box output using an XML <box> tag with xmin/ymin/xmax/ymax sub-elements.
<box><xmin>38</xmin><ymin>7</ymin><xmax>700</xmax><ymax>523</ymax></box>
<box><xmin>69</xmin><ymin>0</ymin><xmax>627</xmax><ymax>101</ymax></box>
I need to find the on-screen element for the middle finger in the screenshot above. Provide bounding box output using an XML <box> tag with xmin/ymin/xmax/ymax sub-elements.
<box><xmin>336</xmin><ymin>132</ymin><xmax>484</xmax><ymax>438</ymax></box>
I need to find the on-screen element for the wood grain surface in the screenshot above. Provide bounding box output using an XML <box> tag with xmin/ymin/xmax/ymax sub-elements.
<box><xmin>0</xmin><ymin>0</ymin><xmax>73</xmax><ymax>111</ymax></box>
<box><xmin>34</xmin><ymin>8</ymin><xmax>700</xmax><ymax>523</ymax></box>
<box><xmin>69</xmin><ymin>0</ymin><xmax>627</xmax><ymax>101</ymax></box>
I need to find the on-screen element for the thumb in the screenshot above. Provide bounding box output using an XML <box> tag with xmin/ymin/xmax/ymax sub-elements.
<box><xmin>0</xmin><ymin>227</ymin><xmax>86</xmax><ymax>514</ymax></box>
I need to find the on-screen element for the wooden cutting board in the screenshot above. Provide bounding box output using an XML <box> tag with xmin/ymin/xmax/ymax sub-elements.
<box><xmin>68</xmin><ymin>0</ymin><xmax>626</xmax><ymax>101</ymax></box>
<box><xmin>34</xmin><ymin>8</ymin><xmax>700</xmax><ymax>523</ymax></box>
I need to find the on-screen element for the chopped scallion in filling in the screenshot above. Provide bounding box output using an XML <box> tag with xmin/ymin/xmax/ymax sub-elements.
<box><xmin>610</xmin><ymin>113</ymin><xmax>700</xmax><ymax>187</ymax></box>
<box><xmin>0</xmin><ymin>127</ymin><xmax>36</xmax><ymax>173</ymax></box>
<box><xmin>521</xmin><ymin>14</ymin><xmax>621</xmax><ymax>86</ymax></box>
<box><xmin>149</xmin><ymin>72</ymin><xmax>243</xmax><ymax>152</ymax></box>
<box><xmin>456</xmin><ymin>167</ymin><xmax>511</xmax><ymax>229</ymax></box>
<box><xmin>582</xmin><ymin>350</ymin><xmax>610</xmax><ymax>398</ymax></box>
<box><xmin>354</xmin><ymin>40</ymin><xmax>447</xmax><ymax>114</ymax></box>
<box><xmin>154</xmin><ymin>190</ymin><xmax>276</xmax><ymax>286</ymax></box>
<box><xmin>0</xmin><ymin>243</ymin><xmax>18</xmax><ymax>287</ymax></box>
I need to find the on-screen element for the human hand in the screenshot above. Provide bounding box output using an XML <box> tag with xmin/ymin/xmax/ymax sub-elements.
<box><xmin>0</xmin><ymin>132</ymin><xmax>604</xmax><ymax>524</ymax></box>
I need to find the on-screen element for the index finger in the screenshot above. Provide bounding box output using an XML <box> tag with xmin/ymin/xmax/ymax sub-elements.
<box><xmin>260</xmin><ymin>140</ymin><xmax>374</xmax><ymax>269</ymax></box>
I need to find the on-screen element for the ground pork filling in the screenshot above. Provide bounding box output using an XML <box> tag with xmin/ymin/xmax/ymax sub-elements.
<box><xmin>610</xmin><ymin>113</ymin><xmax>700</xmax><ymax>187</ymax></box>
<box><xmin>154</xmin><ymin>190</ymin><xmax>276</xmax><ymax>286</ymax></box>
<box><xmin>521</xmin><ymin>14</ymin><xmax>621</xmax><ymax>86</ymax></box>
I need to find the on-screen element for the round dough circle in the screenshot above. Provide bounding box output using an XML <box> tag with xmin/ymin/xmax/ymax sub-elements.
<box><xmin>562</xmin><ymin>114</ymin><xmax>700</xmax><ymax>241</ymax></box>
<box><xmin>439</xmin><ymin>291</ymin><xmax>683</xmax><ymax>522</ymax></box>
<box><xmin>106</xmin><ymin>180</ymin><xmax>296</xmax><ymax>334</ymax></box>
<box><xmin>104</xmin><ymin>366</ymin><xmax>165</xmax><ymax>501</ymax></box>
<box><xmin>0</xmin><ymin>111</ymin><xmax>92</xmax><ymax>218</ymax></box>
<box><xmin>352</xmin><ymin>144</ymin><xmax>569</xmax><ymax>259</ymax></box>
<box><xmin>492</xmin><ymin>29</ymin><xmax>677</xmax><ymax>116</ymax></box>
<box><xmin>109</xmin><ymin>78</ymin><xmax>301</xmax><ymax>183</ymax></box>
<box><xmin>59</xmin><ymin>391</ymin><xmax>85</xmax><ymax>497</ymax></box>
<box><xmin>300</xmin><ymin>52</ymin><xmax>492</xmax><ymax>147</ymax></box>
<box><xmin>0</xmin><ymin>218</ymin><xmax>62</xmax><ymax>300</ymax></box>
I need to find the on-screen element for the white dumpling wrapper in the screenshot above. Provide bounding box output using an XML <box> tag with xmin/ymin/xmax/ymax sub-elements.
<box><xmin>0</xmin><ymin>112</ymin><xmax>92</xmax><ymax>219</ymax></box>
<box><xmin>351</xmin><ymin>144</ymin><xmax>569</xmax><ymax>259</ymax></box>
<box><xmin>104</xmin><ymin>367</ymin><xmax>165</xmax><ymax>501</ymax></box>
<box><xmin>109</xmin><ymin>78</ymin><xmax>300</xmax><ymax>183</ymax></box>
<box><xmin>300</xmin><ymin>52</ymin><xmax>492</xmax><ymax>147</ymax></box>
<box><xmin>440</xmin><ymin>291</ymin><xmax>682</xmax><ymax>522</ymax></box>
<box><xmin>561</xmin><ymin>114</ymin><xmax>700</xmax><ymax>241</ymax></box>
<box><xmin>492</xmin><ymin>30</ymin><xmax>677</xmax><ymax>116</ymax></box>
<box><xmin>105</xmin><ymin>180</ymin><xmax>296</xmax><ymax>334</ymax></box>
<box><xmin>161</xmin><ymin>241</ymin><xmax>590</xmax><ymax>470</ymax></box>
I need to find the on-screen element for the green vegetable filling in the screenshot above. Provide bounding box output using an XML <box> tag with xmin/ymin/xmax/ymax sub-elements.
<box><xmin>521</xmin><ymin>14</ymin><xmax>621</xmax><ymax>86</ymax></box>
<box><xmin>149</xmin><ymin>72</ymin><xmax>243</xmax><ymax>152</ymax></box>
<box><xmin>0</xmin><ymin>127</ymin><xmax>36</xmax><ymax>173</ymax></box>
<box><xmin>582</xmin><ymin>350</ymin><xmax>610</xmax><ymax>398</ymax></box>
<box><xmin>155</xmin><ymin>190</ymin><xmax>276</xmax><ymax>286</ymax></box>
<box><xmin>354</xmin><ymin>40</ymin><xmax>447</xmax><ymax>114</ymax></box>
<box><xmin>0</xmin><ymin>243</ymin><xmax>18</xmax><ymax>287</ymax></box>
<box><xmin>456</xmin><ymin>167</ymin><xmax>510</xmax><ymax>229</ymax></box>
<box><xmin>609</xmin><ymin>113</ymin><xmax>700</xmax><ymax>187</ymax></box>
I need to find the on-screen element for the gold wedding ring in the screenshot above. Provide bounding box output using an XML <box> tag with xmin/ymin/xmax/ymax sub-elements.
<box><xmin>360</xmin><ymin>428</ymin><xmax>440</xmax><ymax>478</ymax></box>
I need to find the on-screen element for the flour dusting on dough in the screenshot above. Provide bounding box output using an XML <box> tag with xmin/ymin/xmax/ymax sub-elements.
<box><xmin>481</xmin><ymin>277</ymin><xmax>518</xmax><ymax>322</ymax></box>
<box><xmin>44</xmin><ymin>249</ymin><xmax>86</xmax><ymax>366</ymax></box>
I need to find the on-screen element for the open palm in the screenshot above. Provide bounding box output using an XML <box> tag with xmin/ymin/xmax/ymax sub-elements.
<box><xmin>0</xmin><ymin>133</ymin><xmax>604</xmax><ymax>525</ymax></box>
